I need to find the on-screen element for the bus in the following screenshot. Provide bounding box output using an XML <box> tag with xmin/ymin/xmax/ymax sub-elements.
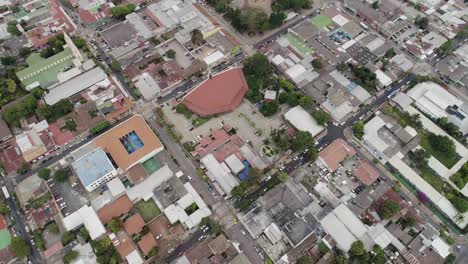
<box><xmin>2</xmin><ymin>186</ymin><xmax>10</xmax><ymax>199</ymax></box>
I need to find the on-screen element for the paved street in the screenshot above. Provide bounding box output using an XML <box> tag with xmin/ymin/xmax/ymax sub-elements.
<box><xmin>2</xmin><ymin>178</ymin><xmax>43</xmax><ymax>264</ymax></box>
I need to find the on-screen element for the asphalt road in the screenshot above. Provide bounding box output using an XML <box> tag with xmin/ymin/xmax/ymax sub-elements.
<box><xmin>2</xmin><ymin>179</ymin><xmax>43</xmax><ymax>264</ymax></box>
<box><xmin>238</xmin><ymin>73</ymin><xmax>416</xmax><ymax>208</ymax></box>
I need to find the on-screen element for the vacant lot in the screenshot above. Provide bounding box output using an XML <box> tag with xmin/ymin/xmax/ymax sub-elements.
<box><xmin>136</xmin><ymin>199</ymin><xmax>161</xmax><ymax>223</ymax></box>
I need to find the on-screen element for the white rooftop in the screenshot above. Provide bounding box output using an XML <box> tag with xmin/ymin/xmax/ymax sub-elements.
<box><xmin>201</xmin><ymin>154</ymin><xmax>239</xmax><ymax>195</ymax></box>
<box><xmin>134</xmin><ymin>72</ymin><xmax>161</xmax><ymax>100</ymax></box>
<box><xmin>62</xmin><ymin>205</ymin><xmax>106</xmax><ymax>240</ymax></box>
<box><xmin>284</xmin><ymin>105</ymin><xmax>324</xmax><ymax>137</ymax></box>
<box><xmin>224</xmin><ymin>154</ymin><xmax>245</xmax><ymax>175</ymax></box>
<box><xmin>126</xmin><ymin>165</ymin><xmax>173</xmax><ymax>201</ymax></box>
<box><xmin>106</xmin><ymin>178</ymin><xmax>126</xmax><ymax>198</ymax></box>
<box><xmin>203</xmin><ymin>51</ymin><xmax>224</xmax><ymax>66</ymax></box>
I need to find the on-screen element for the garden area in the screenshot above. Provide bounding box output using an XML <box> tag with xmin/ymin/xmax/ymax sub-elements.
<box><xmin>261</xmin><ymin>145</ymin><xmax>276</xmax><ymax>158</ymax></box>
<box><xmin>207</xmin><ymin>0</ymin><xmax>311</xmax><ymax>34</ymax></box>
<box><xmin>243</xmin><ymin>54</ymin><xmax>312</xmax><ymax>117</ymax></box>
<box><xmin>407</xmin><ymin>149</ymin><xmax>467</xmax><ymax>214</ymax></box>
<box><xmin>136</xmin><ymin>199</ymin><xmax>161</xmax><ymax>223</ymax></box>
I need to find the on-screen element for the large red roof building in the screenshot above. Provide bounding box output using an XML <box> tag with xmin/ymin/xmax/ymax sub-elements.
<box><xmin>182</xmin><ymin>67</ymin><xmax>248</xmax><ymax>117</ymax></box>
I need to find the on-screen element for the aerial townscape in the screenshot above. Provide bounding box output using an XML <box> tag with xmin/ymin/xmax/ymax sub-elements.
<box><xmin>0</xmin><ymin>0</ymin><xmax>467</xmax><ymax>263</ymax></box>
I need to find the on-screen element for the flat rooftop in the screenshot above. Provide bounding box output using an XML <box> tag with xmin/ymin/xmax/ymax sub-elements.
<box><xmin>94</xmin><ymin>115</ymin><xmax>163</xmax><ymax>171</ymax></box>
<box><xmin>71</xmin><ymin>147</ymin><xmax>116</xmax><ymax>187</ymax></box>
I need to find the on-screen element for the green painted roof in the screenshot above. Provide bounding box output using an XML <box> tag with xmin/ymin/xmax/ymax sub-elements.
<box><xmin>16</xmin><ymin>48</ymin><xmax>76</xmax><ymax>88</ymax></box>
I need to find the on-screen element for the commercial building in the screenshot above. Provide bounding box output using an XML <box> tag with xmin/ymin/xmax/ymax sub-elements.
<box><xmin>146</xmin><ymin>0</ymin><xmax>215</xmax><ymax>44</ymax></box>
<box><xmin>62</xmin><ymin>205</ymin><xmax>106</xmax><ymax>240</ymax></box>
<box><xmin>93</xmin><ymin>115</ymin><xmax>164</xmax><ymax>171</ymax></box>
<box><xmin>182</xmin><ymin>67</ymin><xmax>248</xmax><ymax>117</ymax></box>
<box><xmin>407</xmin><ymin>82</ymin><xmax>468</xmax><ymax>135</ymax></box>
<box><xmin>44</xmin><ymin>66</ymin><xmax>108</xmax><ymax>105</ymax></box>
<box><xmin>70</xmin><ymin>115</ymin><xmax>164</xmax><ymax>191</ymax></box>
<box><xmin>284</xmin><ymin>106</ymin><xmax>324</xmax><ymax>137</ymax></box>
<box><xmin>317</xmin><ymin>139</ymin><xmax>356</xmax><ymax>172</ymax></box>
<box><xmin>71</xmin><ymin>147</ymin><xmax>117</xmax><ymax>192</ymax></box>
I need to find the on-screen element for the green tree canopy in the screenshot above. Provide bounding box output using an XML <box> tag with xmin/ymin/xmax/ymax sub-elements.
<box><xmin>191</xmin><ymin>29</ymin><xmax>204</xmax><ymax>46</ymax></box>
<box><xmin>378</xmin><ymin>200</ymin><xmax>400</xmax><ymax>219</ymax></box>
<box><xmin>63</xmin><ymin>250</ymin><xmax>79</xmax><ymax>264</ymax></box>
<box><xmin>296</xmin><ymin>255</ymin><xmax>312</xmax><ymax>264</ymax></box>
<box><xmin>166</xmin><ymin>49</ymin><xmax>176</xmax><ymax>59</ymax></box>
<box><xmin>108</xmin><ymin>217</ymin><xmax>123</xmax><ymax>233</ymax></box>
<box><xmin>311</xmin><ymin>58</ymin><xmax>323</xmax><ymax>69</ymax></box>
<box><xmin>0</xmin><ymin>200</ymin><xmax>9</xmax><ymax>215</ymax></box>
<box><xmin>111</xmin><ymin>4</ymin><xmax>136</xmax><ymax>19</ymax></box>
<box><xmin>312</xmin><ymin>110</ymin><xmax>331</xmax><ymax>125</ymax></box>
<box><xmin>353</xmin><ymin>121</ymin><xmax>365</xmax><ymax>139</ymax></box>
<box><xmin>38</xmin><ymin>168</ymin><xmax>51</xmax><ymax>180</ymax></box>
<box><xmin>10</xmin><ymin>237</ymin><xmax>31</xmax><ymax>259</ymax></box>
<box><xmin>54</xmin><ymin>169</ymin><xmax>69</xmax><ymax>182</ymax></box>
<box><xmin>243</xmin><ymin>53</ymin><xmax>272</xmax><ymax>78</ymax></box>
<box><xmin>260</xmin><ymin>101</ymin><xmax>280</xmax><ymax>116</ymax></box>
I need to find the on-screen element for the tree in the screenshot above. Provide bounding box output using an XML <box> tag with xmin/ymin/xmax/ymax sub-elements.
<box><xmin>269</xmin><ymin>12</ymin><xmax>286</xmax><ymax>28</ymax></box>
<box><xmin>444</xmin><ymin>254</ymin><xmax>456</xmax><ymax>264</ymax></box>
<box><xmin>0</xmin><ymin>200</ymin><xmax>9</xmax><ymax>215</ymax></box>
<box><xmin>299</xmin><ymin>95</ymin><xmax>312</xmax><ymax>106</ymax></box>
<box><xmin>38</xmin><ymin>168</ymin><xmax>51</xmax><ymax>180</ymax></box>
<box><xmin>73</xmin><ymin>38</ymin><xmax>87</xmax><ymax>50</ymax></box>
<box><xmin>166</xmin><ymin>49</ymin><xmax>176</xmax><ymax>59</ymax></box>
<box><xmin>278</xmin><ymin>172</ymin><xmax>289</xmax><ymax>183</ymax></box>
<box><xmin>378</xmin><ymin>200</ymin><xmax>400</xmax><ymax>219</ymax></box>
<box><xmin>231</xmin><ymin>185</ymin><xmax>245</xmax><ymax>197</ymax></box>
<box><xmin>439</xmin><ymin>40</ymin><xmax>454</xmax><ymax>55</ymax></box>
<box><xmin>450</xmin><ymin>195</ymin><xmax>468</xmax><ymax>213</ymax></box>
<box><xmin>108</xmin><ymin>217</ymin><xmax>123</xmax><ymax>233</ymax></box>
<box><xmin>61</xmin><ymin>231</ymin><xmax>76</xmax><ymax>245</ymax></box>
<box><xmin>371</xmin><ymin>1</ymin><xmax>379</xmax><ymax>9</ymax></box>
<box><xmin>336</xmin><ymin>62</ymin><xmax>347</xmax><ymax>72</ymax></box>
<box><xmin>78</xmin><ymin>227</ymin><xmax>90</xmax><ymax>241</ymax></box>
<box><xmin>332</xmin><ymin>251</ymin><xmax>349</xmax><ymax>264</ymax></box>
<box><xmin>427</xmin><ymin>133</ymin><xmax>457</xmax><ymax>159</ymax></box>
<box><xmin>111</xmin><ymin>3</ymin><xmax>135</xmax><ymax>19</ymax></box>
<box><xmin>19</xmin><ymin>47</ymin><xmax>32</xmax><ymax>58</ymax></box>
<box><xmin>110</xmin><ymin>59</ymin><xmax>121</xmax><ymax>71</ymax></box>
<box><xmin>260</xmin><ymin>101</ymin><xmax>280</xmax><ymax>117</ymax></box>
<box><xmin>312</xmin><ymin>110</ymin><xmax>331</xmax><ymax>125</ymax></box>
<box><xmin>290</xmin><ymin>131</ymin><xmax>315</xmax><ymax>152</ymax></box>
<box><xmin>411</xmin><ymin>149</ymin><xmax>430</xmax><ymax>168</ymax></box>
<box><xmin>296</xmin><ymin>255</ymin><xmax>312</xmax><ymax>264</ymax></box>
<box><xmin>1</xmin><ymin>56</ymin><xmax>16</xmax><ymax>66</ymax></box>
<box><xmin>53</xmin><ymin>169</ymin><xmax>68</xmax><ymax>182</ymax></box>
<box><xmin>311</xmin><ymin>58</ymin><xmax>323</xmax><ymax>69</ymax></box>
<box><xmin>147</xmin><ymin>246</ymin><xmax>159</xmax><ymax>257</ymax></box>
<box><xmin>46</xmin><ymin>222</ymin><xmax>59</xmax><ymax>234</ymax></box>
<box><xmin>370</xmin><ymin>245</ymin><xmax>387</xmax><ymax>264</ymax></box>
<box><xmin>350</xmin><ymin>240</ymin><xmax>366</xmax><ymax>258</ymax></box>
<box><xmin>353</xmin><ymin>121</ymin><xmax>365</xmax><ymax>139</ymax></box>
<box><xmin>191</xmin><ymin>29</ymin><xmax>204</xmax><ymax>46</ymax></box>
<box><xmin>243</xmin><ymin>53</ymin><xmax>271</xmax><ymax>78</ymax></box>
<box><xmin>63</xmin><ymin>250</ymin><xmax>79</xmax><ymax>264</ymax></box>
<box><xmin>9</xmin><ymin>237</ymin><xmax>31</xmax><ymax>259</ymax></box>
<box><xmin>415</xmin><ymin>16</ymin><xmax>429</xmax><ymax>29</ymax></box>
<box><xmin>7</xmin><ymin>22</ymin><xmax>21</xmax><ymax>36</ymax></box>
<box><xmin>6</xmin><ymin>79</ymin><xmax>16</xmax><ymax>93</ymax></box>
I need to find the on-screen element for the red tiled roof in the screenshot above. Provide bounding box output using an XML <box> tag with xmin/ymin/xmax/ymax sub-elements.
<box><xmin>123</xmin><ymin>213</ymin><xmax>145</xmax><ymax>236</ymax></box>
<box><xmin>137</xmin><ymin>233</ymin><xmax>158</xmax><ymax>256</ymax></box>
<box><xmin>43</xmin><ymin>242</ymin><xmax>63</xmax><ymax>259</ymax></box>
<box><xmin>354</xmin><ymin>161</ymin><xmax>379</xmax><ymax>186</ymax></box>
<box><xmin>0</xmin><ymin>215</ymin><xmax>7</xmax><ymax>230</ymax></box>
<box><xmin>0</xmin><ymin>139</ymin><xmax>26</xmax><ymax>174</ymax></box>
<box><xmin>318</xmin><ymin>139</ymin><xmax>356</xmax><ymax>172</ymax></box>
<box><xmin>48</xmin><ymin>122</ymin><xmax>73</xmax><ymax>146</ymax></box>
<box><xmin>98</xmin><ymin>195</ymin><xmax>133</xmax><ymax>224</ymax></box>
<box><xmin>192</xmin><ymin>129</ymin><xmax>231</xmax><ymax>158</ymax></box>
<box><xmin>182</xmin><ymin>67</ymin><xmax>248</xmax><ymax>117</ymax></box>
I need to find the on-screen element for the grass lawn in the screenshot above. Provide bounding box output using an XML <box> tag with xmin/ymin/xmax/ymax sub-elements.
<box><xmin>136</xmin><ymin>199</ymin><xmax>161</xmax><ymax>223</ymax></box>
<box><xmin>0</xmin><ymin>229</ymin><xmax>11</xmax><ymax>250</ymax></box>
<box><xmin>311</xmin><ymin>14</ymin><xmax>333</xmax><ymax>28</ymax></box>
<box><xmin>192</xmin><ymin>116</ymin><xmax>210</xmax><ymax>127</ymax></box>
<box><xmin>419</xmin><ymin>132</ymin><xmax>459</xmax><ymax>169</ymax></box>
<box><xmin>286</xmin><ymin>33</ymin><xmax>313</xmax><ymax>54</ymax></box>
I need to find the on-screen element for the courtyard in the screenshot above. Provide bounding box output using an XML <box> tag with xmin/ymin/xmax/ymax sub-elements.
<box><xmin>162</xmin><ymin>100</ymin><xmax>284</xmax><ymax>151</ymax></box>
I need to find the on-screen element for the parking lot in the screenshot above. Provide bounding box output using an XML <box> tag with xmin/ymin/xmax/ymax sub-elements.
<box><xmin>46</xmin><ymin>165</ymin><xmax>88</xmax><ymax>217</ymax></box>
<box><xmin>162</xmin><ymin>100</ymin><xmax>284</xmax><ymax>151</ymax></box>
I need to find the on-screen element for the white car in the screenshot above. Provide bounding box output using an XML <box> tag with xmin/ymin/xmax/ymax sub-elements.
<box><xmin>240</xmin><ymin>229</ymin><xmax>246</xmax><ymax>235</ymax></box>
